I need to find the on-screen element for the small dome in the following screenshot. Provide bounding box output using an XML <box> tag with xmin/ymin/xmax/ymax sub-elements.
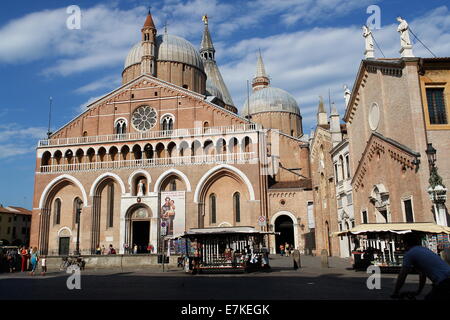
<box><xmin>241</xmin><ymin>87</ymin><xmax>300</xmax><ymax>116</ymax></box>
<box><xmin>123</xmin><ymin>34</ymin><xmax>204</xmax><ymax>71</ymax></box>
<box><xmin>124</xmin><ymin>42</ymin><xmax>142</xmax><ymax>69</ymax></box>
<box><xmin>205</xmin><ymin>79</ymin><xmax>224</xmax><ymax>101</ymax></box>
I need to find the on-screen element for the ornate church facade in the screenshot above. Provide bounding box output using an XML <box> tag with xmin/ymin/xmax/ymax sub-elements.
<box><xmin>30</xmin><ymin>11</ymin><xmax>315</xmax><ymax>256</ymax></box>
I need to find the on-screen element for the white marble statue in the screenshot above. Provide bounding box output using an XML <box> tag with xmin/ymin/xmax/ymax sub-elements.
<box><xmin>396</xmin><ymin>17</ymin><xmax>412</xmax><ymax>47</ymax></box>
<box><xmin>362</xmin><ymin>25</ymin><xmax>375</xmax><ymax>58</ymax></box>
<box><xmin>137</xmin><ymin>180</ymin><xmax>145</xmax><ymax>196</ymax></box>
<box><xmin>396</xmin><ymin>17</ymin><xmax>414</xmax><ymax>57</ymax></box>
<box><xmin>343</xmin><ymin>85</ymin><xmax>352</xmax><ymax>107</ymax></box>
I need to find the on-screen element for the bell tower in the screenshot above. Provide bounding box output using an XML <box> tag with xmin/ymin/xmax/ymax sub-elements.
<box><xmin>141</xmin><ymin>9</ymin><xmax>157</xmax><ymax>76</ymax></box>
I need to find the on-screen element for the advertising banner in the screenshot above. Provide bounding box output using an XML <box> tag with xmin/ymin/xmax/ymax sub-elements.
<box><xmin>160</xmin><ymin>191</ymin><xmax>186</xmax><ymax>237</ymax></box>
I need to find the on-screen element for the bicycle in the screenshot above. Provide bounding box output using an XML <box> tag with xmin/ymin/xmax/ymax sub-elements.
<box><xmin>60</xmin><ymin>256</ymin><xmax>85</xmax><ymax>271</ymax></box>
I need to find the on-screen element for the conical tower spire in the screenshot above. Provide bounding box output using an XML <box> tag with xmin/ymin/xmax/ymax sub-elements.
<box><xmin>141</xmin><ymin>9</ymin><xmax>157</xmax><ymax>76</ymax></box>
<box><xmin>252</xmin><ymin>51</ymin><xmax>270</xmax><ymax>91</ymax></box>
<box><xmin>200</xmin><ymin>14</ymin><xmax>215</xmax><ymax>58</ymax></box>
<box><xmin>200</xmin><ymin>15</ymin><xmax>235</xmax><ymax>109</ymax></box>
<box><xmin>143</xmin><ymin>8</ymin><xmax>156</xmax><ymax>29</ymax></box>
<box><xmin>317</xmin><ymin>96</ymin><xmax>328</xmax><ymax>126</ymax></box>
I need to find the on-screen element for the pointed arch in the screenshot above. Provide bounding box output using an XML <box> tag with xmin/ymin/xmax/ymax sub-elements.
<box><xmin>89</xmin><ymin>172</ymin><xmax>126</xmax><ymax>196</ymax></box>
<box><xmin>193</xmin><ymin>164</ymin><xmax>255</xmax><ymax>203</ymax></box>
<box><xmin>153</xmin><ymin>169</ymin><xmax>192</xmax><ymax>192</ymax></box>
<box><xmin>39</xmin><ymin>174</ymin><xmax>88</xmax><ymax>209</ymax></box>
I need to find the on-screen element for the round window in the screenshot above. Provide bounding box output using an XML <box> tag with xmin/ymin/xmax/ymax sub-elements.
<box><xmin>132</xmin><ymin>106</ymin><xmax>157</xmax><ymax>132</ymax></box>
<box><xmin>368</xmin><ymin>103</ymin><xmax>380</xmax><ymax>131</ymax></box>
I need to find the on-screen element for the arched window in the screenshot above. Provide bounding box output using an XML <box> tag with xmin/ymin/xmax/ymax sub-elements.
<box><xmin>73</xmin><ymin>197</ymin><xmax>83</xmax><ymax>226</ymax></box>
<box><xmin>161</xmin><ymin>115</ymin><xmax>174</xmax><ymax>134</ymax></box>
<box><xmin>53</xmin><ymin>198</ymin><xmax>61</xmax><ymax>225</ymax></box>
<box><xmin>339</xmin><ymin>155</ymin><xmax>345</xmax><ymax>181</ymax></box>
<box><xmin>107</xmin><ymin>183</ymin><xmax>114</xmax><ymax>228</ymax></box>
<box><xmin>210</xmin><ymin>194</ymin><xmax>217</xmax><ymax>224</ymax></box>
<box><xmin>233</xmin><ymin>192</ymin><xmax>241</xmax><ymax>223</ymax></box>
<box><xmin>170</xmin><ymin>180</ymin><xmax>177</xmax><ymax>191</ymax></box>
<box><xmin>115</xmin><ymin>119</ymin><xmax>127</xmax><ymax>135</ymax></box>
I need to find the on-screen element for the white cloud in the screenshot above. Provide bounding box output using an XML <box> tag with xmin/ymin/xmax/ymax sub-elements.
<box><xmin>74</xmin><ymin>75</ymin><xmax>121</xmax><ymax>94</ymax></box>
<box><xmin>0</xmin><ymin>124</ymin><xmax>47</xmax><ymax>159</ymax></box>
<box><xmin>77</xmin><ymin>95</ymin><xmax>105</xmax><ymax>113</ymax></box>
<box><xmin>219</xmin><ymin>6</ymin><xmax>450</xmax><ymax>131</ymax></box>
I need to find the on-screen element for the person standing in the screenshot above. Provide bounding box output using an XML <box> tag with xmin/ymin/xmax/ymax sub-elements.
<box><xmin>279</xmin><ymin>244</ymin><xmax>285</xmax><ymax>256</ymax></box>
<box><xmin>285</xmin><ymin>243</ymin><xmax>290</xmax><ymax>257</ymax></box>
<box><xmin>95</xmin><ymin>244</ymin><xmax>101</xmax><ymax>255</ymax></box>
<box><xmin>20</xmin><ymin>247</ymin><xmax>28</xmax><ymax>272</ymax></box>
<box><xmin>101</xmin><ymin>245</ymin><xmax>106</xmax><ymax>255</ymax></box>
<box><xmin>133</xmin><ymin>244</ymin><xmax>138</xmax><ymax>254</ymax></box>
<box><xmin>29</xmin><ymin>247</ymin><xmax>39</xmax><ymax>276</ymax></box>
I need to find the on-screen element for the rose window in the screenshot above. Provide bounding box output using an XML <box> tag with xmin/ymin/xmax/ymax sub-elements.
<box><xmin>132</xmin><ymin>106</ymin><xmax>157</xmax><ymax>132</ymax></box>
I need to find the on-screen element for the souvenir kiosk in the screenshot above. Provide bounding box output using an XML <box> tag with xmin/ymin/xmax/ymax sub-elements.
<box><xmin>176</xmin><ymin>226</ymin><xmax>275</xmax><ymax>274</ymax></box>
<box><xmin>333</xmin><ymin>223</ymin><xmax>450</xmax><ymax>272</ymax></box>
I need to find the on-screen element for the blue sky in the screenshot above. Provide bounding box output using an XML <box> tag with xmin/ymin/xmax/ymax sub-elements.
<box><xmin>1</xmin><ymin>0</ymin><xmax>450</xmax><ymax>209</ymax></box>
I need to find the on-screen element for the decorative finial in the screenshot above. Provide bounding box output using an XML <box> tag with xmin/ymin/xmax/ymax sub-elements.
<box><xmin>202</xmin><ymin>14</ymin><xmax>208</xmax><ymax>25</ymax></box>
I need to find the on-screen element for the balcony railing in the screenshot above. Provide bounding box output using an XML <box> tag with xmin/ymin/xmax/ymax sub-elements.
<box><xmin>38</xmin><ymin>123</ymin><xmax>260</xmax><ymax>148</ymax></box>
<box><xmin>39</xmin><ymin>152</ymin><xmax>257</xmax><ymax>174</ymax></box>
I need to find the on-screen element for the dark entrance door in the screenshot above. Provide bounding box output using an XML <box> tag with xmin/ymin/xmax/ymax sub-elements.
<box><xmin>59</xmin><ymin>237</ymin><xmax>70</xmax><ymax>256</ymax></box>
<box><xmin>132</xmin><ymin>221</ymin><xmax>150</xmax><ymax>253</ymax></box>
<box><xmin>275</xmin><ymin>215</ymin><xmax>294</xmax><ymax>253</ymax></box>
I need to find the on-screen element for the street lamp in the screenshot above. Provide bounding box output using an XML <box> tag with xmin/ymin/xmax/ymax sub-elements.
<box><xmin>425</xmin><ymin>143</ymin><xmax>437</xmax><ymax>167</ymax></box>
<box><xmin>75</xmin><ymin>201</ymin><xmax>83</xmax><ymax>256</ymax></box>
<box><xmin>425</xmin><ymin>143</ymin><xmax>448</xmax><ymax>226</ymax></box>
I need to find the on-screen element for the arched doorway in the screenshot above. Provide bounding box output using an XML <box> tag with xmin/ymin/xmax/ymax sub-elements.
<box><xmin>274</xmin><ymin>215</ymin><xmax>295</xmax><ymax>253</ymax></box>
<box><xmin>125</xmin><ymin>205</ymin><xmax>152</xmax><ymax>254</ymax></box>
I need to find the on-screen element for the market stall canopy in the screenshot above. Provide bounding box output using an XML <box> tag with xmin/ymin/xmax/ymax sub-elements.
<box><xmin>332</xmin><ymin>223</ymin><xmax>450</xmax><ymax>237</ymax></box>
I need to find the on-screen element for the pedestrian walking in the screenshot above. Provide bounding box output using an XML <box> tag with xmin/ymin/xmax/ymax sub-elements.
<box><xmin>7</xmin><ymin>250</ymin><xmax>15</xmax><ymax>273</ymax></box>
<box><xmin>40</xmin><ymin>255</ymin><xmax>47</xmax><ymax>276</ymax></box>
<box><xmin>124</xmin><ymin>243</ymin><xmax>129</xmax><ymax>254</ymax></box>
<box><xmin>101</xmin><ymin>245</ymin><xmax>106</xmax><ymax>255</ymax></box>
<box><xmin>29</xmin><ymin>247</ymin><xmax>39</xmax><ymax>276</ymax></box>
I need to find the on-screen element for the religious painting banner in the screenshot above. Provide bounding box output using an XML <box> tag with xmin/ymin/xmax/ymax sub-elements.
<box><xmin>160</xmin><ymin>191</ymin><xmax>186</xmax><ymax>237</ymax></box>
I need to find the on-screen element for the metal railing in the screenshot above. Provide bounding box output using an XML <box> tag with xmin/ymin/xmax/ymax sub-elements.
<box><xmin>38</xmin><ymin>123</ymin><xmax>260</xmax><ymax>148</ymax></box>
<box><xmin>39</xmin><ymin>152</ymin><xmax>257</xmax><ymax>174</ymax></box>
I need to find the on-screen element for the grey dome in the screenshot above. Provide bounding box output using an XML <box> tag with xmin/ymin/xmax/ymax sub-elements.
<box><xmin>241</xmin><ymin>87</ymin><xmax>300</xmax><ymax>116</ymax></box>
<box><xmin>124</xmin><ymin>34</ymin><xmax>204</xmax><ymax>71</ymax></box>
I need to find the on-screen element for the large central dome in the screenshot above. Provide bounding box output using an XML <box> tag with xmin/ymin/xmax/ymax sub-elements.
<box><xmin>241</xmin><ymin>87</ymin><xmax>301</xmax><ymax>117</ymax></box>
<box><xmin>124</xmin><ymin>34</ymin><xmax>204</xmax><ymax>71</ymax></box>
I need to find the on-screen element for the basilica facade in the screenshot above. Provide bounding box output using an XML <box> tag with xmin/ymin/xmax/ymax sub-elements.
<box><xmin>30</xmin><ymin>11</ymin><xmax>315</xmax><ymax>256</ymax></box>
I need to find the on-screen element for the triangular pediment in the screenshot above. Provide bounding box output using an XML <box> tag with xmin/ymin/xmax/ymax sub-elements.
<box><xmin>51</xmin><ymin>74</ymin><xmax>249</xmax><ymax>138</ymax></box>
<box><xmin>352</xmin><ymin>132</ymin><xmax>421</xmax><ymax>191</ymax></box>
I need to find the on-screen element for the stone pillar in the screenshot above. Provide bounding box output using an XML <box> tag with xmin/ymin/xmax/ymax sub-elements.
<box><xmin>321</xmin><ymin>249</ymin><xmax>329</xmax><ymax>268</ymax></box>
